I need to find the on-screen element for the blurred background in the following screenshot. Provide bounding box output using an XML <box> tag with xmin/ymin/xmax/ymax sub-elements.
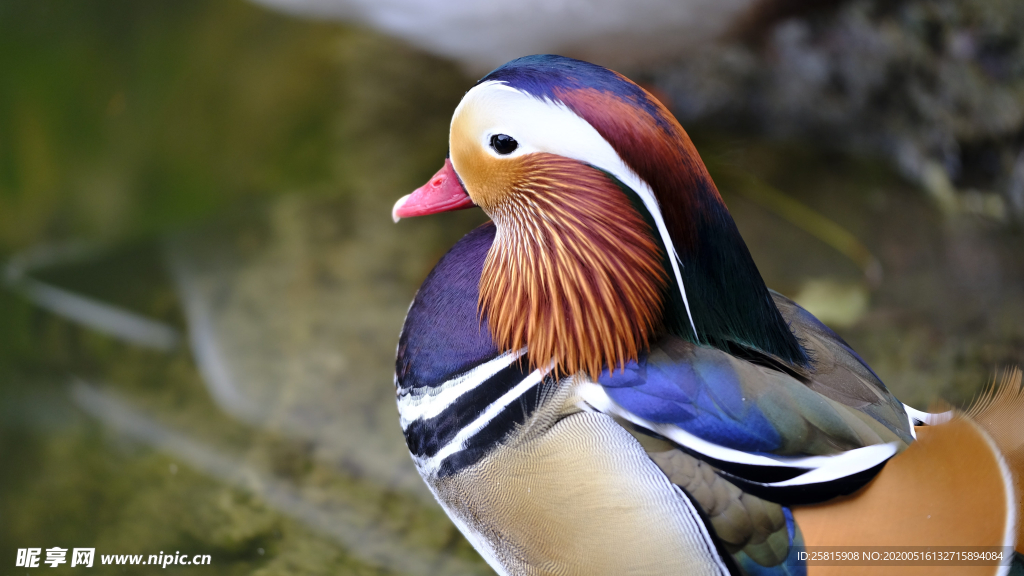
<box><xmin>1</xmin><ymin>0</ymin><xmax>1022</xmax><ymax>574</ymax></box>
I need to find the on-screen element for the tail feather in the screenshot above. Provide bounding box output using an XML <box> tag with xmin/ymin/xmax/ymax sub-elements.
<box><xmin>966</xmin><ymin>368</ymin><xmax>1024</xmax><ymax>453</ymax></box>
<box><xmin>967</xmin><ymin>367</ymin><xmax>1024</xmax><ymax>554</ymax></box>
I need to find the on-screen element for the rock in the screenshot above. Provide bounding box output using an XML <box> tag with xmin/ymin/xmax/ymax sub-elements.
<box><xmin>249</xmin><ymin>0</ymin><xmax>764</xmax><ymax>71</ymax></box>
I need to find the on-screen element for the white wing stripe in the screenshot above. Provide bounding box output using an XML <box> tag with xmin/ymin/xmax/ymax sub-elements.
<box><xmin>766</xmin><ymin>443</ymin><xmax>897</xmax><ymax>487</ymax></box>
<box><xmin>576</xmin><ymin>381</ymin><xmax>897</xmax><ymax>482</ymax></box>
<box><xmin>903</xmin><ymin>404</ymin><xmax>954</xmax><ymax>426</ymax></box>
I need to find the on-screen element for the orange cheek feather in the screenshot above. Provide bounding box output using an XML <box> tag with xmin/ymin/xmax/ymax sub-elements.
<box><xmin>449</xmin><ymin>115</ymin><xmax>525</xmax><ymax>212</ymax></box>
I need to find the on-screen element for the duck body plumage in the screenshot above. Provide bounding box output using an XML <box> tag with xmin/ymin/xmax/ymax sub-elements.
<box><xmin>393</xmin><ymin>55</ymin><xmax>1023</xmax><ymax>575</ymax></box>
<box><xmin>396</xmin><ymin>223</ymin><xmax>917</xmax><ymax>575</ymax></box>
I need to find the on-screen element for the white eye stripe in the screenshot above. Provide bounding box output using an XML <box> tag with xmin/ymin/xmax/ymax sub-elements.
<box><xmin>453</xmin><ymin>81</ymin><xmax>698</xmax><ymax>338</ymax></box>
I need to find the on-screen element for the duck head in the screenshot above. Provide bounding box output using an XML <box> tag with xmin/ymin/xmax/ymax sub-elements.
<box><xmin>394</xmin><ymin>55</ymin><xmax>808</xmax><ymax>379</ymax></box>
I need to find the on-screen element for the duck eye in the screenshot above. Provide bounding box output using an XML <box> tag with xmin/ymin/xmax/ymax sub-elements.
<box><xmin>489</xmin><ymin>134</ymin><xmax>518</xmax><ymax>155</ymax></box>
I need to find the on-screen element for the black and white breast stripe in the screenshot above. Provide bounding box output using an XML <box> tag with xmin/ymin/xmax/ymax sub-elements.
<box><xmin>397</xmin><ymin>349</ymin><xmax>556</xmax><ymax>477</ymax></box>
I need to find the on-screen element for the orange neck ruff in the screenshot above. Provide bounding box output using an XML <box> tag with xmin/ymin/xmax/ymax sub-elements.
<box><xmin>478</xmin><ymin>153</ymin><xmax>667</xmax><ymax>379</ymax></box>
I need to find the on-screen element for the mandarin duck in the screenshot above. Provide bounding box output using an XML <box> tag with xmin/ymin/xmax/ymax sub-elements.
<box><xmin>391</xmin><ymin>55</ymin><xmax>1024</xmax><ymax>576</ymax></box>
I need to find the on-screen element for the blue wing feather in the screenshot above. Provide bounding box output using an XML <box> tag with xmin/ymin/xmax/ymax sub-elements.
<box><xmin>600</xmin><ymin>346</ymin><xmax>784</xmax><ymax>453</ymax></box>
<box><xmin>597</xmin><ymin>294</ymin><xmax>915</xmax><ymax>463</ymax></box>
